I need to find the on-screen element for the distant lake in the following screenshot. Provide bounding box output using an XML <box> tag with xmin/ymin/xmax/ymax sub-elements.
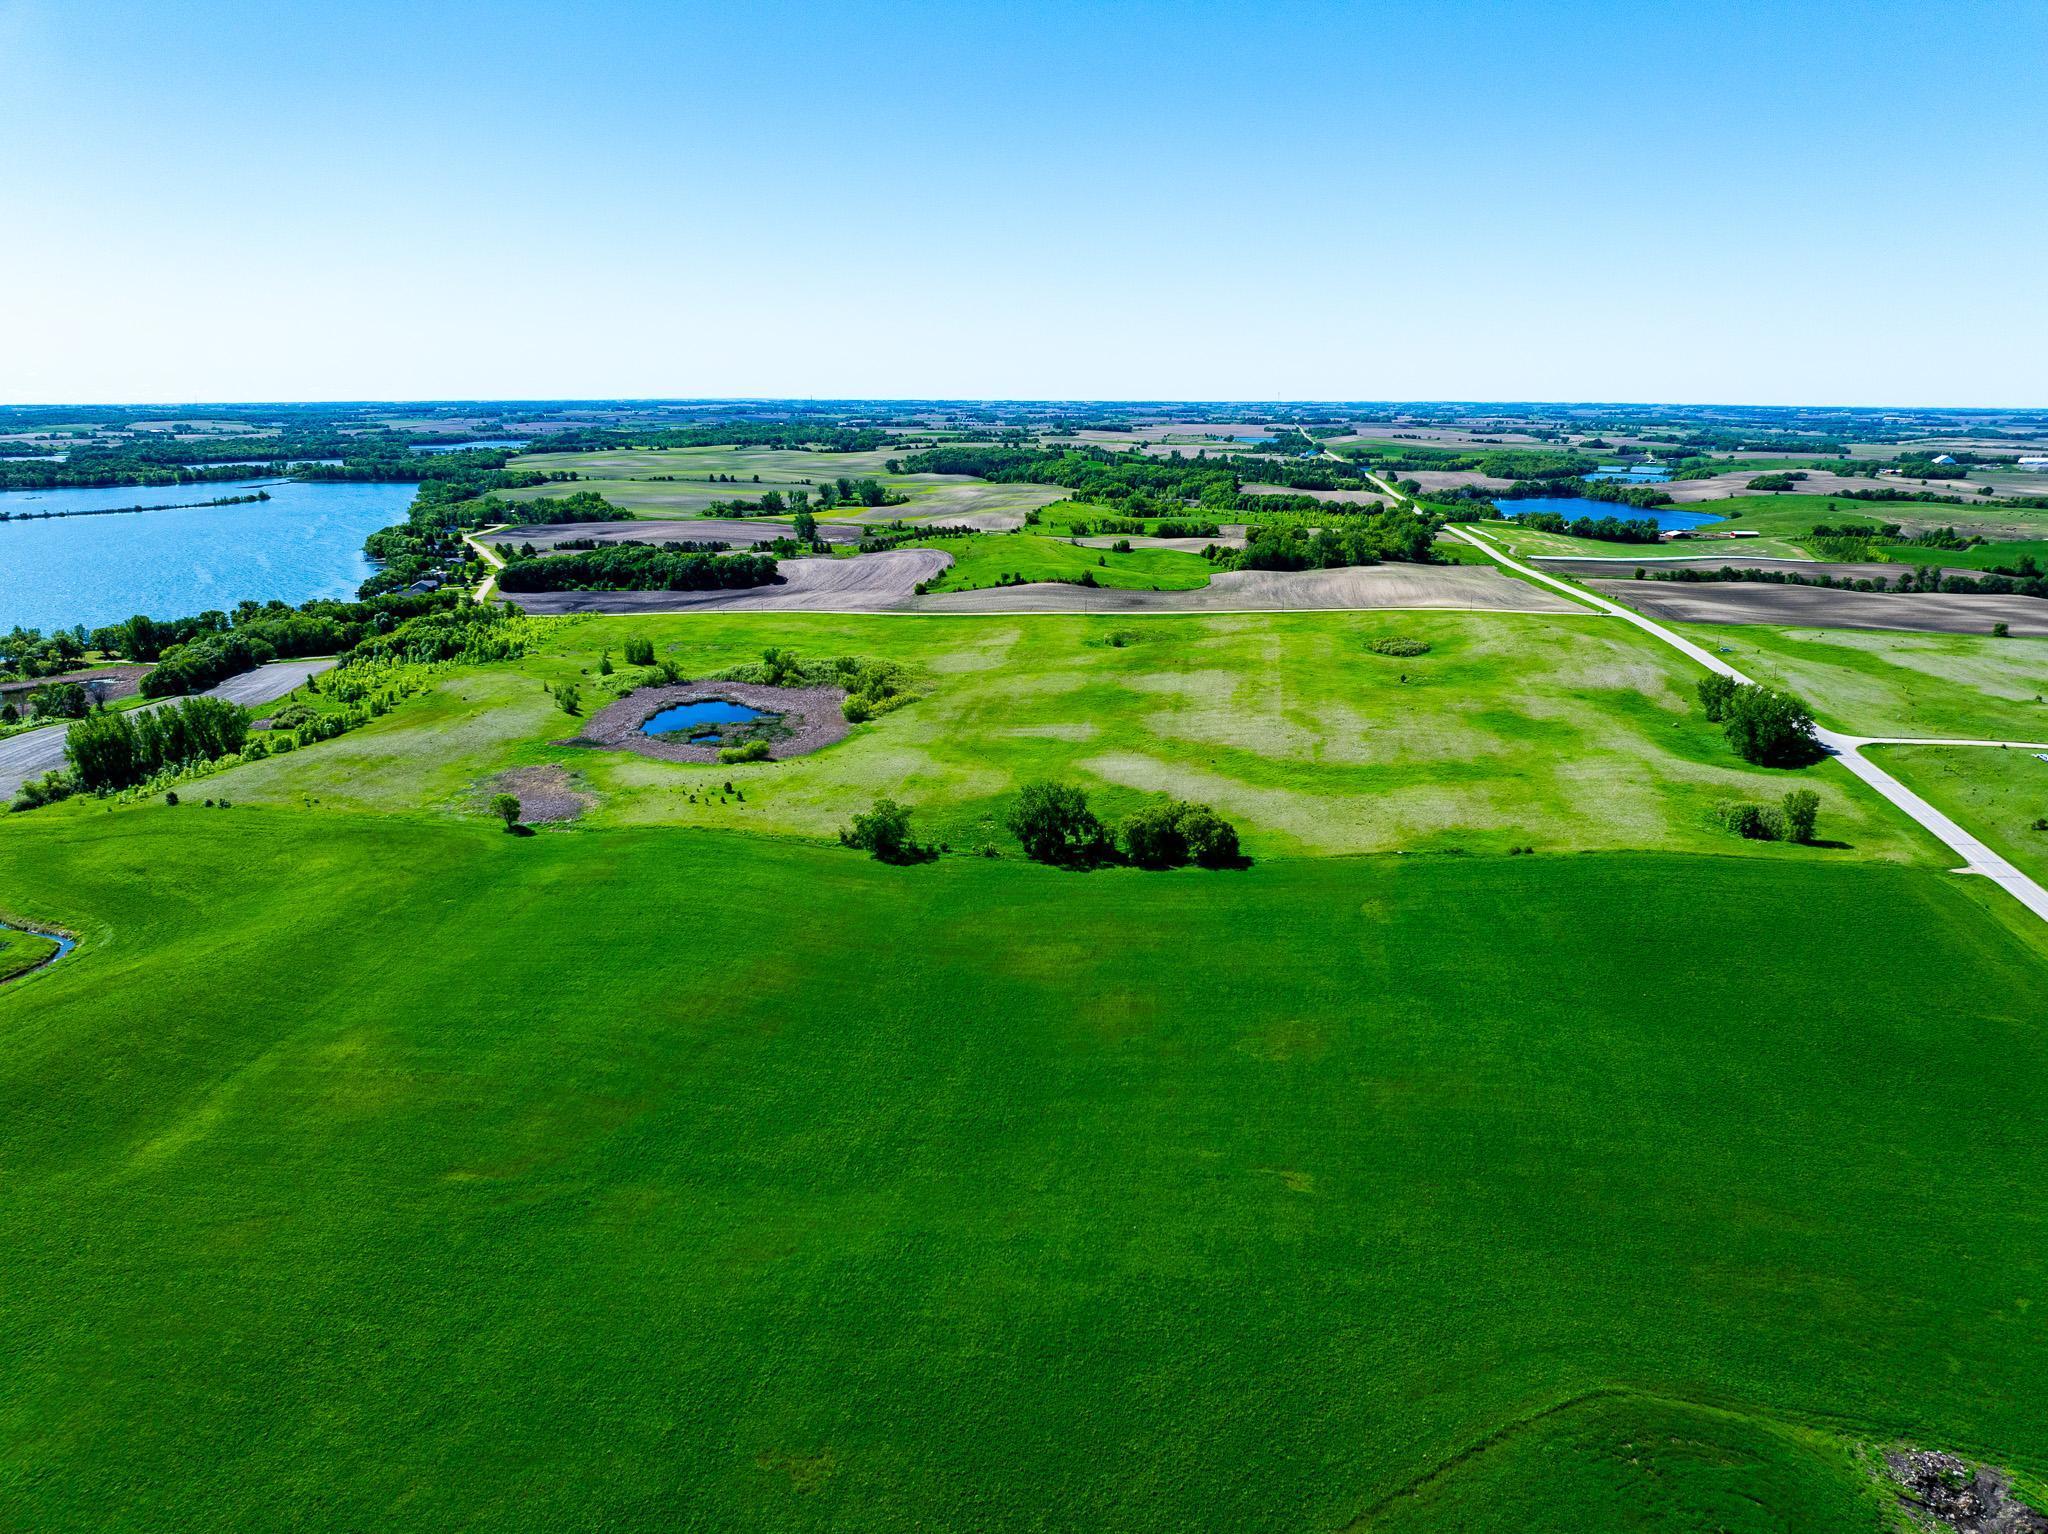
<box><xmin>410</xmin><ymin>439</ymin><xmax>529</xmax><ymax>455</ymax></box>
<box><xmin>0</xmin><ymin>479</ymin><xmax>417</xmax><ymax>632</ymax></box>
<box><xmin>1499</xmin><ymin>497</ymin><xmax>1718</xmax><ymax>532</ymax></box>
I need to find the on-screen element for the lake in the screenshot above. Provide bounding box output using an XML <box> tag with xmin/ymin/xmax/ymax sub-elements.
<box><xmin>410</xmin><ymin>439</ymin><xmax>529</xmax><ymax>455</ymax></box>
<box><xmin>0</xmin><ymin>479</ymin><xmax>418</xmax><ymax>632</ymax></box>
<box><xmin>641</xmin><ymin>698</ymin><xmax>772</xmax><ymax>745</ymax></box>
<box><xmin>1499</xmin><ymin>497</ymin><xmax>1719</xmax><ymax>532</ymax></box>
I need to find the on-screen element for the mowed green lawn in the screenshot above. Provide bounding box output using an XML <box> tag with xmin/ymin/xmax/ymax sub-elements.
<box><xmin>1</xmin><ymin>810</ymin><xmax>2045</xmax><ymax>1530</ymax></box>
<box><xmin>191</xmin><ymin>611</ymin><xmax>1935</xmax><ymax>862</ymax></box>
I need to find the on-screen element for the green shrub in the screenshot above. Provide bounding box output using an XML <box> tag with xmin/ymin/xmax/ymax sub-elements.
<box><xmin>556</xmin><ymin>683</ymin><xmax>582</xmax><ymax>717</ymax></box>
<box><xmin>1780</xmin><ymin>788</ymin><xmax>1820</xmax><ymax>845</ymax></box>
<box><xmin>842</xmin><ymin>695</ymin><xmax>872</xmax><ymax>724</ymax></box>
<box><xmin>718</xmin><ymin>740</ymin><xmax>770</xmax><ymax>764</ymax></box>
<box><xmin>1006</xmin><ymin>781</ymin><xmax>1106</xmax><ymax>865</ymax></box>
<box><xmin>490</xmin><ymin>793</ymin><xmax>521</xmax><ymax>830</ymax></box>
<box><xmin>623</xmin><ymin>636</ymin><xmax>656</xmax><ymax>667</ymax></box>
<box><xmin>1712</xmin><ymin>800</ymin><xmax>1772</xmax><ymax>840</ymax></box>
<box><xmin>1366</xmin><ymin>637</ymin><xmax>1431</xmax><ymax>657</ymax></box>
<box><xmin>1118</xmin><ymin>803</ymin><xmax>1189</xmax><ymax>869</ymax></box>
<box><xmin>11</xmin><ymin>769</ymin><xmax>77</xmax><ymax>813</ymax></box>
<box><xmin>840</xmin><ymin>797</ymin><xmax>924</xmax><ymax>863</ymax></box>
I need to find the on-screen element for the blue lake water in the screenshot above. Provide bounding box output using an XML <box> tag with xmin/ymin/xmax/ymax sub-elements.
<box><xmin>641</xmin><ymin>698</ymin><xmax>770</xmax><ymax>742</ymax></box>
<box><xmin>1585</xmin><ymin>466</ymin><xmax>1672</xmax><ymax>483</ymax></box>
<box><xmin>1499</xmin><ymin>497</ymin><xmax>1719</xmax><ymax>532</ymax></box>
<box><xmin>0</xmin><ymin>479</ymin><xmax>418</xmax><ymax>632</ymax></box>
<box><xmin>410</xmin><ymin>439</ymin><xmax>529</xmax><ymax>455</ymax></box>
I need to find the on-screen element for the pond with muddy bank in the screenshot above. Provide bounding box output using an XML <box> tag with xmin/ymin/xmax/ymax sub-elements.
<box><xmin>575</xmin><ymin>681</ymin><xmax>850</xmax><ymax>764</ymax></box>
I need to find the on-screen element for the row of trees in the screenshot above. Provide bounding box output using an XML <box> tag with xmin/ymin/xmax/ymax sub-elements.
<box><xmin>495</xmin><ymin>546</ymin><xmax>779</xmax><ymax>593</ymax></box>
<box><xmin>1507</xmin><ymin>510</ymin><xmax>1663</xmax><ymax>543</ymax></box>
<box><xmin>838</xmin><ymin>783</ymin><xmax>1244</xmax><ymax>869</ymax></box>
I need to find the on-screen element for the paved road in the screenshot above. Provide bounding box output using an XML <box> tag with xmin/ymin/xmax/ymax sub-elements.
<box><xmin>0</xmin><ymin>659</ymin><xmax>336</xmax><ymax>801</ymax></box>
<box><xmin>1442</xmin><ymin>520</ymin><xmax>2048</xmax><ymax>925</ymax></box>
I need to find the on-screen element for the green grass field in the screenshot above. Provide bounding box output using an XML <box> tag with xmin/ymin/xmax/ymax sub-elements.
<box><xmin>1675</xmin><ymin>623</ymin><xmax>2048</xmax><ymax>739</ymax></box>
<box><xmin>9</xmin><ymin>595</ymin><xmax>2048</xmax><ymax>1531</ymax></box>
<box><xmin>1</xmin><ymin>807</ymin><xmax>2045</xmax><ymax>1531</ymax></box>
<box><xmin>1877</xmin><ymin>744</ymin><xmax>2048</xmax><ymax>884</ymax></box>
<box><xmin>179</xmin><ymin>611</ymin><xmax>1935</xmax><ymax>862</ymax></box>
<box><xmin>913</xmin><ymin>531</ymin><xmax>1214</xmax><ymax>592</ymax></box>
<box><xmin>1476</xmin><ymin>519</ymin><xmax>1811</xmax><ymax>561</ymax></box>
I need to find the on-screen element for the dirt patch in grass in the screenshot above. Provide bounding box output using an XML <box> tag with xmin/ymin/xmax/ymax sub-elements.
<box><xmin>482</xmin><ymin>765</ymin><xmax>595</xmax><ymax>823</ymax></box>
<box><xmin>572</xmin><ymin>681</ymin><xmax>849</xmax><ymax>765</ymax></box>
<box><xmin>1885</xmin><ymin>1448</ymin><xmax>2048</xmax><ymax>1532</ymax></box>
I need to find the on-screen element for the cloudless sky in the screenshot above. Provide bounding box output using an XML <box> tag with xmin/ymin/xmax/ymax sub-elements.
<box><xmin>2</xmin><ymin>0</ymin><xmax>2043</xmax><ymax>405</ymax></box>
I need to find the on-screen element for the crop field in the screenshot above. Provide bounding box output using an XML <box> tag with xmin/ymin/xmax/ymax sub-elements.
<box><xmin>183</xmin><ymin>610</ymin><xmax>1934</xmax><ymax>861</ymax></box>
<box><xmin>0</xmin><ymin>804</ymin><xmax>2044</xmax><ymax>1531</ymax></box>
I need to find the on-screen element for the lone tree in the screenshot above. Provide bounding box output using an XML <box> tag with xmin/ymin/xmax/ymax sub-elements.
<box><xmin>840</xmin><ymin>797</ymin><xmax>922</xmax><ymax>863</ymax></box>
<box><xmin>1722</xmin><ymin>684</ymin><xmax>1823</xmax><ymax>767</ymax></box>
<box><xmin>1006</xmin><ymin>780</ymin><xmax>1106</xmax><ymax>864</ymax></box>
<box><xmin>792</xmin><ymin>509</ymin><xmax>819</xmax><ymax>545</ymax></box>
<box><xmin>490</xmin><ymin>793</ymin><xmax>521</xmax><ymax>832</ymax></box>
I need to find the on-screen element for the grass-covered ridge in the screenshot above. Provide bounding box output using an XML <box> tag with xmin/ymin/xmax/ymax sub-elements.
<box><xmin>0</xmin><ymin>809</ymin><xmax>2044</xmax><ymax>1530</ymax></box>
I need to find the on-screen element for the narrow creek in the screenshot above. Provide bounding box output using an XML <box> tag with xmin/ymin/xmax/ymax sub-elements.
<box><xmin>0</xmin><ymin>920</ymin><xmax>76</xmax><ymax>985</ymax></box>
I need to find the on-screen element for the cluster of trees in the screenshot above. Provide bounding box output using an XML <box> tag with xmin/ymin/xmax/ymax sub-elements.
<box><xmin>1005</xmin><ymin>782</ymin><xmax>1242</xmax><ymax>869</ymax></box>
<box><xmin>1337</xmin><ymin>443</ymin><xmax>1599</xmax><ymax>480</ymax></box>
<box><xmin>64</xmin><ymin>696</ymin><xmax>249</xmax><ymax>792</ymax></box>
<box><xmin>1713</xmin><ymin>789</ymin><xmax>1821</xmax><ymax>844</ymax></box>
<box><xmin>1227</xmin><ymin>508</ymin><xmax>1440</xmax><ymax>570</ymax></box>
<box><xmin>705</xmin><ymin>478</ymin><xmax>901</xmax><ymax>516</ymax></box>
<box><xmin>1508</xmin><ymin>510</ymin><xmax>1662</xmax><ymax>543</ymax></box>
<box><xmin>344</xmin><ymin>604</ymin><xmax>529</xmax><ymax>667</ymax></box>
<box><xmin>0</xmin><ymin>682</ymin><xmax>91</xmax><ymax>726</ymax></box>
<box><xmin>495</xmin><ymin>546</ymin><xmax>779</xmax><ymax>593</ymax></box>
<box><xmin>143</xmin><ymin>612</ymin><xmax>353</xmax><ymax>696</ymax></box>
<box><xmin>1746</xmin><ymin>472</ymin><xmax>1808</xmax><ymax>491</ymax></box>
<box><xmin>1495</xmin><ymin>478</ymin><xmax>1674</xmax><ymax>509</ymax></box>
<box><xmin>1696</xmin><ymin>676</ymin><xmax>1823</xmax><ymax>767</ymax></box>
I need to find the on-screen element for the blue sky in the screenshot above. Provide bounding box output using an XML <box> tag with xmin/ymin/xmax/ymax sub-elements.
<box><xmin>3</xmin><ymin>0</ymin><xmax>2043</xmax><ymax>405</ymax></box>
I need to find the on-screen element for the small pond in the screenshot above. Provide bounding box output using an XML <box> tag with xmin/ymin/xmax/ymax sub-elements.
<box><xmin>641</xmin><ymin>698</ymin><xmax>776</xmax><ymax>746</ymax></box>
<box><xmin>1498</xmin><ymin>497</ymin><xmax>1719</xmax><ymax>532</ymax></box>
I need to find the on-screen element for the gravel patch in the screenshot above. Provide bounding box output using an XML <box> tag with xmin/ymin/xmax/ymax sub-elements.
<box><xmin>573</xmin><ymin>681</ymin><xmax>849</xmax><ymax>764</ymax></box>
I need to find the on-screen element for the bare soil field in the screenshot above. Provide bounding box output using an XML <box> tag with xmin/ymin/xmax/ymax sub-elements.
<box><xmin>503</xmin><ymin>551</ymin><xmax>1578</xmax><ymax>618</ymax></box>
<box><xmin>503</xmin><ymin>550</ymin><xmax>951</xmax><ymax>615</ymax></box>
<box><xmin>913</xmin><ymin>563</ymin><xmax>1580</xmax><ymax>615</ymax></box>
<box><xmin>1662</xmin><ymin>470</ymin><xmax>1907</xmax><ymax>503</ymax></box>
<box><xmin>482</xmin><ymin>518</ymin><xmax>862</xmax><ymax>549</ymax></box>
<box><xmin>1076</xmin><ymin>533</ymin><xmax>1245</xmax><ymax>553</ymax></box>
<box><xmin>1591</xmin><ymin>579</ymin><xmax>2048</xmax><ymax>636</ymax></box>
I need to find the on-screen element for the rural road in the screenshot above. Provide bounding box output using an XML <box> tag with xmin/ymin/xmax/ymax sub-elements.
<box><xmin>1442</xmin><ymin>519</ymin><xmax>2048</xmax><ymax>925</ymax></box>
<box><xmin>0</xmin><ymin>659</ymin><xmax>336</xmax><ymax>802</ymax></box>
<box><xmin>463</xmin><ymin>526</ymin><xmax>506</xmax><ymax>601</ymax></box>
